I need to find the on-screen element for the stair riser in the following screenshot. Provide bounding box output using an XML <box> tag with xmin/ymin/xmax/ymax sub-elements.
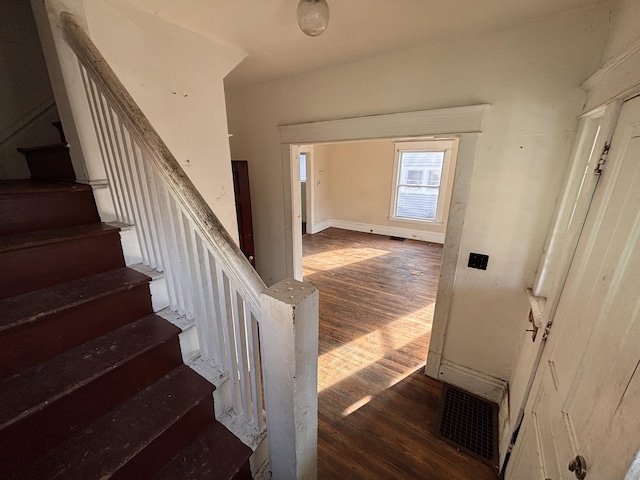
<box><xmin>0</xmin><ymin>285</ymin><xmax>153</xmax><ymax>378</ymax></box>
<box><xmin>23</xmin><ymin>147</ymin><xmax>75</xmax><ymax>182</ymax></box>
<box><xmin>234</xmin><ymin>462</ymin><xmax>254</xmax><ymax>480</ymax></box>
<box><xmin>0</xmin><ymin>232</ymin><xmax>125</xmax><ymax>300</ymax></box>
<box><xmin>1</xmin><ymin>338</ymin><xmax>183</xmax><ymax>478</ymax></box>
<box><xmin>0</xmin><ymin>180</ymin><xmax>251</xmax><ymax>478</ymax></box>
<box><xmin>113</xmin><ymin>400</ymin><xmax>215</xmax><ymax>479</ymax></box>
<box><xmin>0</xmin><ymin>190</ymin><xmax>99</xmax><ymax>236</ymax></box>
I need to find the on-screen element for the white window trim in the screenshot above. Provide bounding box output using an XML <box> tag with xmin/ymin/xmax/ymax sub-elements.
<box><xmin>389</xmin><ymin>139</ymin><xmax>455</xmax><ymax>224</ymax></box>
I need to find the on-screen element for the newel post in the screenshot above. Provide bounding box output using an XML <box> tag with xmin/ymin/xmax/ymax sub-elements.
<box><xmin>261</xmin><ymin>278</ymin><xmax>319</xmax><ymax>480</ymax></box>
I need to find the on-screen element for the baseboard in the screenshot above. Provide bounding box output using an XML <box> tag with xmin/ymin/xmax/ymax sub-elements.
<box><xmin>326</xmin><ymin>219</ymin><xmax>445</xmax><ymax>244</ymax></box>
<box><xmin>438</xmin><ymin>359</ymin><xmax>507</xmax><ymax>404</ymax></box>
<box><xmin>310</xmin><ymin>219</ymin><xmax>332</xmax><ymax>234</ymax></box>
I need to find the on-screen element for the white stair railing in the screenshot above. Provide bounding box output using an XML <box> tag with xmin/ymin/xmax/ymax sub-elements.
<box><xmin>61</xmin><ymin>11</ymin><xmax>264</xmax><ymax>429</ymax></box>
<box><xmin>60</xmin><ymin>11</ymin><xmax>318</xmax><ymax>479</ymax></box>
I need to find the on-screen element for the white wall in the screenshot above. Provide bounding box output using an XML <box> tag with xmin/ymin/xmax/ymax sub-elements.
<box><xmin>327</xmin><ymin>141</ymin><xmax>394</xmax><ymax>228</ymax></box>
<box><xmin>32</xmin><ymin>0</ymin><xmax>245</xmax><ymax>237</ymax></box>
<box><xmin>225</xmin><ymin>4</ymin><xmax>610</xmax><ymax>388</ymax></box>
<box><xmin>0</xmin><ymin>0</ymin><xmax>59</xmax><ymax>179</ymax></box>
<box><xmin>68</xmin><ymin>0</ymin><xmax>246</xmax><ymax>238</ymax></box>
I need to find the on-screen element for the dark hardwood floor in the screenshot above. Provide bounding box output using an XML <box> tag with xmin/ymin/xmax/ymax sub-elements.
<box><xmin>303</xmin><ymin>228</ymin><xmax>499</xmax><ymax>480</ymax></box>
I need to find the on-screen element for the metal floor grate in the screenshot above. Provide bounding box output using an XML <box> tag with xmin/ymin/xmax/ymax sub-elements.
<box><xmin>435</xmin><ymin>384</ymin><xmax>498</xmax><ymax>466</ymax></box>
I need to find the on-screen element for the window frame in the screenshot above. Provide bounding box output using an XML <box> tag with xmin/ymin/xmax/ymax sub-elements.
<box><xmin>389</xmin><ymin>140</ymin><xmax>455</xmax><ymax>224</ymax></box>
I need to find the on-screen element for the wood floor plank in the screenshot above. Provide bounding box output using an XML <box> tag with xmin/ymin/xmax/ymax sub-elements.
<box><xmin>303</xmin><ymin>228</ymin><xmax>498</xmax><ymax>480</ymax></box>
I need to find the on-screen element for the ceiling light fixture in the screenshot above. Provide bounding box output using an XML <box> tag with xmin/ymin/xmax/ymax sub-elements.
<box><xmin>297</xmin><ymin>0</ymin><xmax>330</xmax><ymax>37</ymax></box>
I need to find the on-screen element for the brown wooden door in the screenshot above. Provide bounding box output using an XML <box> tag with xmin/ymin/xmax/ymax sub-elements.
<box><xmin>231</xmin><ymin>160</ymin><xmax>255</xmax><ymax>267</ymax></box>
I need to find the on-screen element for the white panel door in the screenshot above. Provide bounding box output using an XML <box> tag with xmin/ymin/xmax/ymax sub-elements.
<box><xmin>508</xmin><ymin>95</ymin><xmax>640</xmax><ymax>480</ymax></box>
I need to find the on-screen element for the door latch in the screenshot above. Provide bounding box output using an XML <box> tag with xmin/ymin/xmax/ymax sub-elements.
<box><xmin>568</xmin><ymin>455</ymin><xmax>587</xmax><ymax>479</ymax></box>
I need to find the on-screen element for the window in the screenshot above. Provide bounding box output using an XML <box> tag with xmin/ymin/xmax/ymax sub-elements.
<box><xmin>391</xmin><ymin>140</ymin><xmax>455</xmax><ymax>223</ymax></box>
<box><xmin>300</xmin><ymin>152</ymin><xmax>307</xmax><ymax>182</ymax></box>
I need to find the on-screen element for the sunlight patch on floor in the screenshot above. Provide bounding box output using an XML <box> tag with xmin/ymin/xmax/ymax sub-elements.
<box><xmin>341</xmin><ymin>395</ymin><xmax>373</xmax><ymax>417</ymax></box>
<box><xmin>318</xmin><ymin>304</ymin><xmax>434</xmax><ymax>395</ymax></box>
<box><xmin>303</xmin><ymin>247</ymin><xmax>389</xmax><ymax>276</ymax></box>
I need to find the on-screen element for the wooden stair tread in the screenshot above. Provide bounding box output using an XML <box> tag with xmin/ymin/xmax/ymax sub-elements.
<box><xmin>0</xmin><ymin>314</ymin><xmax>180</xmax><ymax>429</ymax></box>
<box><xmin>1</xmin><ymin>150</ymin><xmax>249</xmax><ymax>478</ymax></box>
<box><xmin>0</xmin><ymin>267</ymin><xmax>151</xmax><ymax>332</ymax></box>
<box><xmin>16</xmin><ymin>143</ymin><xmax>67</xmax><ymax>153</ymax></box>
<box><xmin>0</xmin><ymin>180</ymin><xmax>90</xmax><ymax>195</ymax></box>
<box><xmin>0</xmin><ymin>222</ymin><xmax>120</xmax><ymax>253</ymax></box>
<box><xmin>13</xmin><ymin>365</ymin><xmax>215</xmax><ymax>480</ymax></box>
<box><xmin>0</xmin><ymin>181</ymin><xmax>98</xmax><ymax>236</ymax></box>
<box><xmin>155</xmin><ymin>421</ymin><xmax>253</xmax><ymax>480</ymax></box>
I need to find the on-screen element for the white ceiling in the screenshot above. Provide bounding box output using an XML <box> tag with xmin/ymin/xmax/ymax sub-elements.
<box><xmin>121</xmin><ymin>0</ymin><xmax>605</xmax><ymax>85</ymax></box>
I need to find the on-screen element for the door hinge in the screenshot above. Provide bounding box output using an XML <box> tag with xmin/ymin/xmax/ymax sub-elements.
<box><xmin>542</xmin><ymin>323</ymin><xmax>552</xmax><ymax>341</ymax></box>
<box><xmin>594</xmin><ymin>142</ymin><xmax>610</xmax><ymax>176</ymax></box>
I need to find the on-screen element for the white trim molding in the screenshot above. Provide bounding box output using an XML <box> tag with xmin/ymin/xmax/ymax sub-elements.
<box><xmin>320</xmin><ymin>219</ymin><xmax>445</xmax><ymax>244</ymax></box>
<box><xmin>76</xmin><ymin>178</ymin><xmax>109</xmax><ymax>188</ymax></box>
<box><xmin>278</xmin><ymin>105</ymin><xmax>487</xmax><ymax>145</ymax></box>
<box><xmin>308</xmin><ymin>219</ymin><xmax>332</xmax><ymax>234</ymax></box>
<box><xmin>426</xmin><ymin>133</ymin><xmax>481</xmax><ymax>377</ymax></box>
<box><xmin>438</xmin><ymin>359</ymin><xmax>508</xmax><ymax>404</ymax></box>
<box><xmin>582</xmin><ymin>36</ymin><xmax>640</xmax><ymax>113</ymax></box>
<box><xmin>279</xmin><ymin>105</ymin><xmax>488</xmax><ymax>378</ymax></box>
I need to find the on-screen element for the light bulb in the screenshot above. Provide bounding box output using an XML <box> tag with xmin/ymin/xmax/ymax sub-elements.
<box><xmin>297</xmin><ymin>0</ymin><xmax>329</xmax><ymax>37</ymax></box>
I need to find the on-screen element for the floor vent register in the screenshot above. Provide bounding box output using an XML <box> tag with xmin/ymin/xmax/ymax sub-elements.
<box><xmin>435</xmin><ymin>383</ymin><xmax>499</xmax><ymax>467</ymax></box>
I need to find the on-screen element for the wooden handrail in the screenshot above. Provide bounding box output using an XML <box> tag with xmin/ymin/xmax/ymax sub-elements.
<box><xmin>60</xmin><ymin>12</ymin><xmax>266</xmax><ymax>313</ymax></box>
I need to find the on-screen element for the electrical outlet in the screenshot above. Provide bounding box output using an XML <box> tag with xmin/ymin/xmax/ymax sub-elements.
<box><xmin>468</xmin><ymin>253</ymin><xmax>489</xmax><ymax>270</ymax></box>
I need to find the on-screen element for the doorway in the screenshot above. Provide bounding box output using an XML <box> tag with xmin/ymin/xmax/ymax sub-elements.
<box><xmin>278</xmin><ymin>105</ymin><xmax>490</xmax><ymax>475</ymax></box>
<box><xmin>278</xmin><ymin>106</ymin><xmax>486</xmax><ymax>378</ymax></box>
<box><xmin>293</xmin><ymin>135</ymin><xmax>458</xmax><ymax>388</ymax></box>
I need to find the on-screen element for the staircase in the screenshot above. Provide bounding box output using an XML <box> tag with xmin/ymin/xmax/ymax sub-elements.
<box><xmin>0</xmin><ymin>139</ymin><xmax>253</xmax><ymax>478</ymax></box>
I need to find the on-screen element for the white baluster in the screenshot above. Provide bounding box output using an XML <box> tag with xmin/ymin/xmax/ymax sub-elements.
<box><xmin>81</xmin><ymin>69</ymin><xmax>124</xmax><ymax>221</ymax></box>
<box><xmin>145</xmin><ymin>161</ymin><xmax>179</xmax><ymax>309</ymax></box>
<box><xmin>134</xmin><ymin>144</ymin><xmax>165</xmax><ymax>271</ymax></box>
<box><xmin>186</xmin><ymin>222</ymin><xmax>212</xmax><ymax>362</ymax></box>
<box><xmin>119</xmin><ymin>135</ymin><xmax>155</xmax><ymax>269</ymax></box>
<box><xmin>174</xmin><ymin>207</ymin><xmax>196</xmax><ymax>319</ymax></box>
<box><xmin>204</xmin><ymin>254</ymin><xmax>226</xmax><ymax>369</ymax></box>
<box><xmin>158</xmin><ymin>186</ymin><xmax>188</xmax><ymax>315</ymax></box>
<box><xmin>217</xmin><ymin>264</ymin><xmax>241</xmax><ymax>415</ymax></box>
<box><xmin>95</xmin><ymin>91</ymin><xmax>133</xmax><ymax>224</ymax></box>
<box><xmin>107</xmin><ymin>108</ymin><xmax>154</xmax><ymax>266</ymax></box>
<box><xmin>231</xmin><ymin>286</ymin><xmax>251</xmax><ymax>422</ymax></box>
<box><xmin>248</xmin><ymin>310</ymin><xmax>265</xmax><ymax>428</ymax></box>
